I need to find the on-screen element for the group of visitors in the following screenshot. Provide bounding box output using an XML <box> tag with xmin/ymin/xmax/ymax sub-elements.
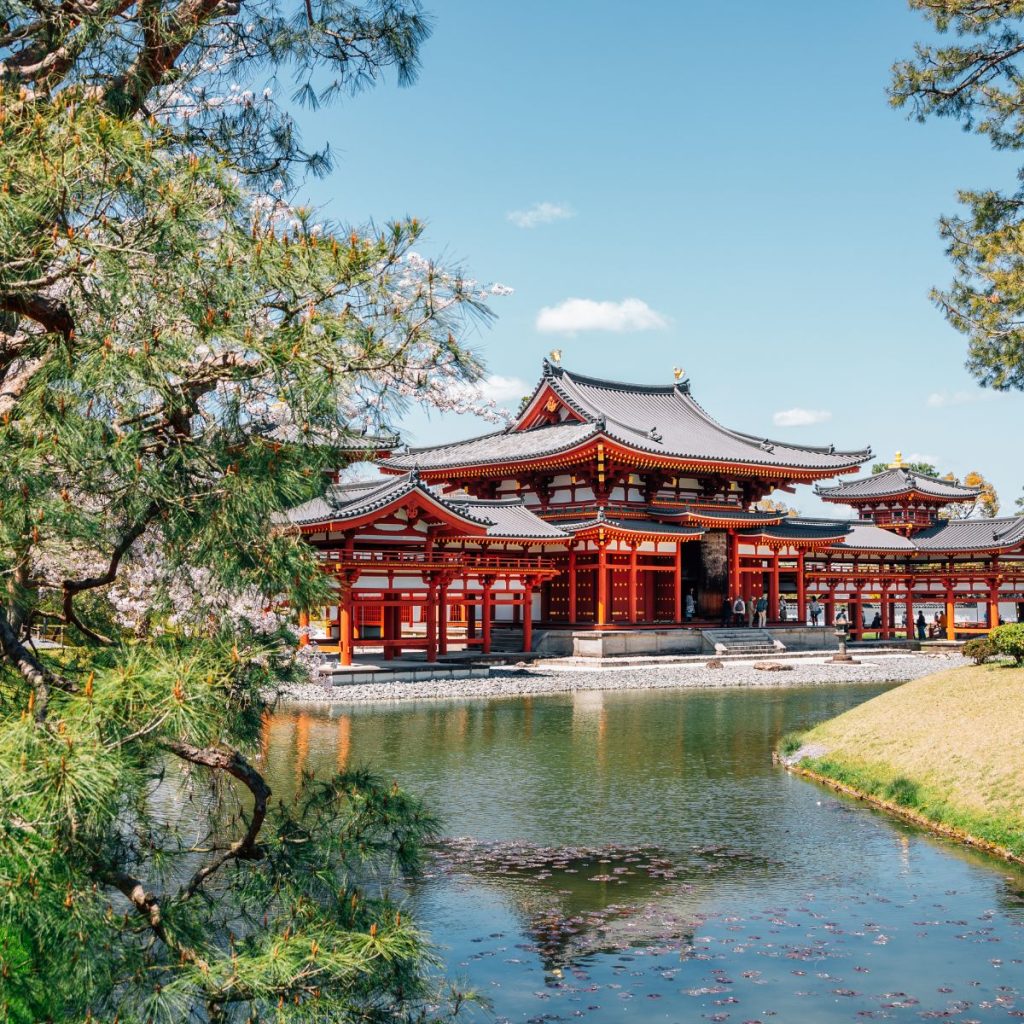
<box><xmin>719</xmin><ymin>593</ymin><xmax>825</xmax><ymax>628</ymax></box>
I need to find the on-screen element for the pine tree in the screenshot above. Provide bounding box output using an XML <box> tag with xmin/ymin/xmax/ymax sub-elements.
<box><xmin>0</xmin><ymin>3</ymin><xmax>496</xmax><ymax>1020</ymax></box>
<box><xmin>892</xmin><ymin>1</ymin><xmax>1024</xmax><ymax>390</ymax></box>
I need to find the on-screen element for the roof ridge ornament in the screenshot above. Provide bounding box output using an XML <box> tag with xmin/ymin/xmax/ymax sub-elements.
<box><xmin>888</xmin><ymin>450</ymin><xmax>905</xmax><ymax>469</ymax></box>
<box><xmin>648</xmin><ymin>426</ymin><xmax>663</xmax><ymax>443</ymax></box>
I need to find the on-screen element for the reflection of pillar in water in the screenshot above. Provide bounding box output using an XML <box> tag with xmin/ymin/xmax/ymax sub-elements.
<box><xmin>898</xmin><ymin>833</ymin><xmax>911</xmax><ymax>873</ymax></box>
<box><xmin>336</xmin><ymin>714</ymin><xmax>351</xmax><ymax>772</ymax></box>
<box><xmin>572</xmin><ymin>690</ymin><xmax>608</xmax><ymax>767</ymax></box>
<box><xmin>260</xmin><ymin>710</ymin><xmax>272</xmax><ymax>764</ymax></box>
<box><xmin>456</xmin><ymin>706</ymin><xmax>469</xmax><ymax>739</ymax></box>
<box><xmin>522</xmin><ymin>696</ymin><xmax>533</xmax><ymax>740</ymax></box>
<box><xmin>295</xmin><ymin>712</ymin><xmax>310</xmax><ymax>778</ymax></box>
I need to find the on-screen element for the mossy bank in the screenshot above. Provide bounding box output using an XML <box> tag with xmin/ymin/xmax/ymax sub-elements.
<box><xmin>780</xmin><ymin>663</ymin><xmax>1024</xmax><ymax>862</ymax></box>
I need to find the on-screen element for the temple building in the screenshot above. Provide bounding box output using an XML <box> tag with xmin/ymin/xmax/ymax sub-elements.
<box><xmin>280</xmin><ymin>361</ymin><xmax>1024</xmax><ymax>662</ymax></box>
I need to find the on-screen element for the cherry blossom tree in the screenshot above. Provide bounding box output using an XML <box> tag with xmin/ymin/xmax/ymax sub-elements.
<box><xmin>0</xmin><ymin>2</ymin><xmax>498</xmax><ymax>1019</ymax></box>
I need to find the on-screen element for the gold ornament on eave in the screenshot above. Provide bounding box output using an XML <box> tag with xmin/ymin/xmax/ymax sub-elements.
<box><xmin>549</xmin><ymin>349</ymin><xmax>562</xmax><ymax>365</ymax></box>
<box><xmin>888</xmin><ymin>450</ymin><xmax>905</xmax><ymax>469</ymax></box>
<box><xmin>673</xmin><ymin>366</ymin><xmax>685</xmax><ymax>381</ymax></box>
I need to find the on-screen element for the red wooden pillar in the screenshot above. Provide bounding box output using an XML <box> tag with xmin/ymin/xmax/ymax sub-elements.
<box><xmin>796</xmin><ymin>550</ymin><xmax>807</xmax><ymax>625</ymax></box>
<box><xmin>825</xmin><ymin>585</ymin><xmax>834</xmax><ymax>626</ymax></box>
<box><xmin>596</xmin><ymin>542</ymin><xmax>608</xmax><ymax>626</ymax></box>
<box><xmin>523</xmin><ymin>584</ymin><xmax>534</xmax><ymax>652</ymax></box>
<box><xmin>467</xmin><ymin>599</ymin><xmax>476</xmax><ymax>639</ymax></box>
<box><xmin>904</xmin><ymin>582</ymin><xmax>914</xmax><ymax>640</ymax></box>
<box><xmin>482</xmin><ymin>582</ymin><xmax>493</xmax><ymax>653</ymax></box>
<box><xmin>673</xmin><ymin>542</ymin><xmax>683</xmax><ymax>623</ymax></box>
<box><xmin>425</xmin><ymin>583</ymin><xmax>438</xmax><ymax>663</ymax></box>
<box><xmin>628</xmin><ymin>544</ymin><xmax>639</xmax><ymax>624</ymax></box>
<box><xmin>768</xmin><ymin>550</ymin><xmax>780</xmax><ymax>623</ymax></box>
<box><xmin>568</xmin><ymin>546</ymin><xmax>578</xmax><ymax>624</ymax></box>
<box><xmin>988</xmin><ymin>577</ymin><xmax>1001</xmax><ymax>631</ymax></box>
<box><xmin>438</xmin><ymin>581</ymin><xmax>449</xmax><ymax>655</ymax></box>
<box><xmin>382</xmin><ymin>596</ymin><xmax>394</xmax><ymax>661</ymax></box>
<box><xmin>945</xmin><ymin>589</ymin><xmax>956</xmax><ymax>641</ymax></box>
<box><xmin>879</xmin><ymin>584</ymin><xmax>889</xmax><ymax>639</ymax></box>
<box><xmin>297</xmin><ymin>608</ymin><xmax>310</xmax><ymax>646</ymax></box>
<box><xmin>728</xmin><ymin>530</ymin><xmax>740</xmax><ymax>599</ymax></box>
<box><xmin>339</xmin><ymin>587</ymin><xmax>353</xmax><ymax>667</ymax></box>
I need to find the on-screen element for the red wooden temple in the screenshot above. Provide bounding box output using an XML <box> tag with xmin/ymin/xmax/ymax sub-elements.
<box><xmin>280</xmin><ymin>361</ymin><xmax>1024</xmax><ymax>662</ymax></box>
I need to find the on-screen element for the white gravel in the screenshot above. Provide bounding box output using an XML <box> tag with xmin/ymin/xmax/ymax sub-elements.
<box><xmin>275</xmin><ymin>652</ymin><xmax>970</xmax><ymax>705</ymax></box>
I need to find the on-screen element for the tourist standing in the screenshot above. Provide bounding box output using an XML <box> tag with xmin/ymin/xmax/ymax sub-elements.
<box><xmin>685</xmin><ymin>590</ymin><xmax>696</xmax><ymax>622</ymax></box>
<box><xmin>809</xmin><ymin>596</ymin><xmax>822</xmax><ymax>626</ymax></box>
<box><xmin>721</xmin><ymin>595</ymin><xmax>732</xmax><ymax>627</ymax></box>
<box><xmin>732</xmin><ymin>595</ymin><xmax>745</xmax><ymax>627</ymax></box>
<box><xmin>778</xmin><ymin>597</ymin><xmax>788</xmax><ymax>622</ymax></box>
<box><xmin>755</xmin><ymin>593</ymin><xmax>768</xmax><ymax>628</ymax></box>
<box><xmin>916</xmin><ymin>611</ymin><xmax>927</xmax><ymax>641</ymax></box>
<box><xmin>747</xmin><ymin>596</ymin><xmax>757</xmax><ymax>628</ymax></box>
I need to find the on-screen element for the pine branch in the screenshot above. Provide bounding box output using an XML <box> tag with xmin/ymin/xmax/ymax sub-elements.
<box><xmin>61</xmin><ymin>502</ymin><xmax>160</xmax><ymax>644</ymax></box>
<box><xmin>164</xmin><ymin>739</ymin><xmax>272</xmax><ymax>897</ymax></box>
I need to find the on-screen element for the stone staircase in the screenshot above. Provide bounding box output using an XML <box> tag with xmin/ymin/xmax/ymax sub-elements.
<box><xmin>486</xmin><ymin>627</ymin><xmax>529</xmax><ymax>655</ymax></box>
<box><xmin>701</xmin><ymin>629</ymin><xmax>785</xmax><ymax>657</ymax></box>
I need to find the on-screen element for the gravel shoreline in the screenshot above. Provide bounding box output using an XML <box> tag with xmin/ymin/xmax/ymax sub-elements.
<box><xmin>274</xmin><ymin>652</ymin><xmax>970</xmax><ymax>705</ymax></box>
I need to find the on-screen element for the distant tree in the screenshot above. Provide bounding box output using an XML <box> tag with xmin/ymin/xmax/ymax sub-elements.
<box><xmin>940</xmin><ymin>470</ymin><xmax>1000</xmax><ymax>519</ymax></box>
<box><xmin>891</xmin><ymin>1</ymin><xmax>1024</xmax><ymax>390</ymax></box>
<box><xmin>754</xmin><ymin>497</ymin><xmax>800</xmax><ymax>517</ymax></box>
<box><xmin>872</xmin><ymin>460</ymin><xmax>937</xmax><ymax>476</ymax></box>
<box><xmin>1017</xmin><ymin>488</ymin><xmax>1024</xmax><ymax>512</ymax></box>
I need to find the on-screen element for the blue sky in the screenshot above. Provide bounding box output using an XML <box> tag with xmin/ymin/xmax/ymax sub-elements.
<box><xmin>293</xmin><ymin>0</ymin><xmax>1023</xmax><ymax>517</ymax></box>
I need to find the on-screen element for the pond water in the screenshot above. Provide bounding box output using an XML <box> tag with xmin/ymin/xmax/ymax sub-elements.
<box><xmin>264</xmin><ymin>684</ymin><xmax>1024</xmax><ymax>1022</ymax></box>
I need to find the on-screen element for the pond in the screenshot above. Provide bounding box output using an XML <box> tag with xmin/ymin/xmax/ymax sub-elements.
<box><xmin>264</xmin><ymin>684</ymin><xmax>1024</xmax><ymax>1022</ymax></box>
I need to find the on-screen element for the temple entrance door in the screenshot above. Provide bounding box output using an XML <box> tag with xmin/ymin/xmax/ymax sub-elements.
<box><xmin>696</xmin><ymin>531</ymin><xmax>728</xmax><ymax>619</ymax></box>
<box><xmin>682</xmin><ymin>541</ymin><xmax>702</xmax><ymax>617</ymax></box>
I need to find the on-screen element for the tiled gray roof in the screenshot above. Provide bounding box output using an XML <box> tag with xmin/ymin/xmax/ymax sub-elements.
<box><xmin>544</xmin><ymin>365</ymin><xmax>870</xmax><ymax>471</ymax></box>
<box><xmin>280</xmin><ymin>473</ymin><xmax>568</xmax><ymax>540</ymax></box>
<box><xmin>817</xmin><ymin>467</ymin><xmax>980</xmax><ymax>502</ymax></box>
<box><xmin>384</xmin><ymin>364</ymin><xmax>870</xmax><ymax>475</ymax></box>
<box><xmin>839</xmin><ymin>522</ymin><xmax>919</xmax><ymax>552</ymax></box>
<box><xmin>561</xmin><ymin>517</ymin><xmax>705</xmax><ymax>538</ymax></box>
<box><xmin>913</xmin><ymin>515</ymin><xmax>1024</xmax><ymax>552</ymax></box>
<box><xmin>444</xmin><ymin>498</ymin><xmax>569</xmax><ymax>539</ymax></box>
<box><xmin>280</xmin><ymin>473</ymin><xmax>490</xmax><ymax>529</ymax></box>
<box><xmin>656</xmin><ymin>505</ymin><xmax>785</xmax><ymax>524</ymax></box>
<box><xmin>385</xmin><ymin>421</ymin><xmax>598</xmax><ymax>470</ymax></box>
<box><xmin>738</xmin><ymin>519</ymin><xmax>852</xmax><ymax>542</ymax></box>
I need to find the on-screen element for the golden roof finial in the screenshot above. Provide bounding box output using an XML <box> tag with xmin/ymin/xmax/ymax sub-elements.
<box><xmin>888</xmin><ymin>450</ymin><xmax>905</xmax><ymax>469</ymax></box>
<box><xmin>673</xmin><ymin>366</ymin><xmax>685</xmax><ymax>381</ymax></box>
<box><xmin>549</xmin><ymin>348</ymin><xmax>562</xmax><ymax>365</ymax></box>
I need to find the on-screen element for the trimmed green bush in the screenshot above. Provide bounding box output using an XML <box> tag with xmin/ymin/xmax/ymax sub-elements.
<box><xmin>962</xmin><ymin>636</ymin><xmax>996</xmax><ymax>665</ymax></box>
<box><xmin>991</xmin><ymin>623</ymin><xmax>1024</xmax><ymax>665</ymax></box>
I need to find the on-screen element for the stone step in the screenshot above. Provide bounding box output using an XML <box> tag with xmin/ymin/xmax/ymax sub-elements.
<box><xmin>701</xmin><ymin>628</ymin><xmax>786</xmax><ymax>655</ymax></box>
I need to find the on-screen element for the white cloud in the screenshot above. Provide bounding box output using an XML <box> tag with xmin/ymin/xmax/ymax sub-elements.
<box><xmin>772</xmin><ymin>408</ymin><xmax>832</xmax><ymax>428</ymax></box>
<box><xmin>507</xmin><ymin>202</ymin><xmax>574</xmax><ymax>229</ymax></box>
<box><xmin>536</xmin><ymin>297</ymin><xmax>668</xmax><ymax>335</ymax></box>
<box><xmin>476</xmin><ymin>374</ymin><xmax>529</xmax><ymax>403</ymax></box>
<box><xmin>926</xmin><ymin>389</ymin><xmax>999</xmax><ymax>408</ymax></box>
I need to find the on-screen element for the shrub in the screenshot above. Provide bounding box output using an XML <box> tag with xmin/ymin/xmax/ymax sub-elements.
<box><xmin>962</xmin><ymin>636</ymin><xmax>997</xmax><ymax>665</ymax></box>
<box><xmin>885</xmin><ymin>776</ymin><xmax>921</xmax><ymax>808</ymax></box>
<box><xmin>779</xmin><ymin>731</ymin><xmax>805</xmax><ymax>756</ymax></box>
<box><xmin>991</xmin><ymin>623</ymin><xmax>1024</xmax><ymax>665</ymax></box>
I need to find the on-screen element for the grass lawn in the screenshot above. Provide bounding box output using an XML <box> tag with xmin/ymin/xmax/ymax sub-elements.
<box><xmin>788</xmin><ymin>662</ymin><xmax>1024</xmax><ymax>859</ymax></box>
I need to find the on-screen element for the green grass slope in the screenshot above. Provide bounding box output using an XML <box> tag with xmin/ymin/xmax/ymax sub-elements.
<box><xmin>790</xmin><ymin>663</ymin><xmax>1024</xmax><ymax>859</ymax></box>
